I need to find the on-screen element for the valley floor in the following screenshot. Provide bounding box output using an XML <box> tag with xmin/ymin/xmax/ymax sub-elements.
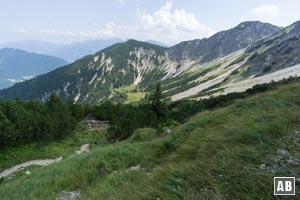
<box><xmin>1</xmin><ymin>81</ymin><xmax>300</xmax><ymax>199</ymax></box>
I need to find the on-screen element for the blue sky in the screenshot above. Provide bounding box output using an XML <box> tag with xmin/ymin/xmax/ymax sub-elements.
<box><xmin>0</xmin><ymin>0</ymin><xmax>299</xmax><ymax>45</ymax></box>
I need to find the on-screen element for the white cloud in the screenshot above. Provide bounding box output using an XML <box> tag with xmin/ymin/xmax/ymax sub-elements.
<box><xmin>80</xmin><ymin>1</ymin><xmax>214</xmax><ymax>44</ymax></box>
<box><xmin>80</xmin><ymin>22</ymin><xmax>116</xmax><ymax>37</ymax></box>
<box><xmin>7</xmin><ymin>76</ymin><xmax>33</xmax><ymax>84</ymax></box>
<box><xmin>7</xmin><ymin>79</ymin><xmax>19</xmax><ymax>84</ymax></box>
<box><xmin>38</xmin><ymin>1</ymin><xmax>214</xmax><ymax>44</ymax></box>
<box><xmin>40</xmin><ymin>29</ymin><xmax>75</xmax><ymax>36</ymax></box>
<box><xmin>22</xmin><ymin>75</ymin><xmax>34</xmax><ymax>80</ymax></box>
<box><xmin>252</xmin><ymin>5</ymin><xmax>280</xmax><ymax>22</ymax></box>
<box><xmin>135</xmin><ymin>1</ymin><xmax>214</xmax><ymax>44</ymax></box>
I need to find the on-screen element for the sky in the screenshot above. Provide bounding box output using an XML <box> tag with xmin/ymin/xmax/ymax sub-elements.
<box><xmin>0</xmin><ymin>0</ymin><xmax>299</xmax><ymax>45</ymax></box>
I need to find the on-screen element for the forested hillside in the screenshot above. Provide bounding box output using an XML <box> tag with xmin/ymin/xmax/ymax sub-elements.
<box><xmin>0</xmin><ymin>94</ymin><xmax>82</xmax><ymax>148</ymax></box>
<box><xmin>0</xmin><ymin>48</ymin><xmax>68</xmax><ymax>89</ymax></box>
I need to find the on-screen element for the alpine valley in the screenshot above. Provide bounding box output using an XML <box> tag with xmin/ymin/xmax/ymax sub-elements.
<box><xmin>1</xmin><ymin>20</ymin><xmax>300</xmax><ymax>104</ymax></box>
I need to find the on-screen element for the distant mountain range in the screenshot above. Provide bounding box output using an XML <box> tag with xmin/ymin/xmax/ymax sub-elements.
<box><xmin>0</xmin><ymin>39</ymin><xmax>123</xmax><ymax>62</ymax></box>
<box><xmin>1</xmin><ymin>20</ymin><xmax>300</xmax><ymax>103</ymax></box>
<box><xmin>0</xmin><ymin>48</ymin><xmax>68</xmax><ymax>89</ymax></box>
<box><xmin>0</xmin><ymin>39</ymin><xmax>168</xmax><ymax>62</ymax></box>
<box><xmin>145</xmin><ymin>40</ymin><xmax>169</xmax><ymax>47</ymax></box>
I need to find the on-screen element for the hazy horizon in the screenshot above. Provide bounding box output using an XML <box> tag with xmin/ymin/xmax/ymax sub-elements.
<box><xmin>1</xmin><ymin>0</ymin><xmax>299</xmax><ymax>45</ymax></box>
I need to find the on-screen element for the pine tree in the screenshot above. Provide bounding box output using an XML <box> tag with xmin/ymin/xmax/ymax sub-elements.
<box><xmin>149</xmin><ymin>82</ymin><xmax>167</xmax><ymax>123</ymax></box>
<box><xmin>67</xmin><ymin>100</ymin><xmax>84</xmax><ymax>122</ymax></box>
<box><xmin>46</xmin><ymin>93</ymin><xmax>76</xmax><ymax>138</ymax></box>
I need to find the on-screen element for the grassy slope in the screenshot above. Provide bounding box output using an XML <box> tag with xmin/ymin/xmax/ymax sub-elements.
<box><xmin>125</xmin><ymin>92</ymin><xmax>147</xmax><ymax>103</ymax></box>
<box><xmin>2</xmin><ymin>81</ymin><xmax>300</xmax><ymax>199</ymax></box>
<box><xmin>114</xmin><ymin>85</ymin><xmax>147</xmax><ymax>103</ymax></box>
<box><xmin>0</xmin><ymin>129</ymin><xmax>108</xmax><ymax>172</ymax></box>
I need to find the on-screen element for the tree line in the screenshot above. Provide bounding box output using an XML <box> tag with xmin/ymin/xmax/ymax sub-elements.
<box><xmin>0</xmin><ymin>83</ymin><xmax>167</xmax><ymax>147</ymax></box>
<box><xmin>0</xmin><ymin>94</ymin><xmax>84</xmax><ymax>148</ymax></box>
<box><xmin>94</xmin><ymin>77</ymin><xmax>300</xmax><ymax>142</ymax></box>
<box><xmin>1</xmin><ymin>77</ymin><xmax>299</xmax><ymax>148</ymax></box>
<box><xmin>86</xmin><ymin>83</ymin><xmax>168</xmax><ymax>142</ymax></box>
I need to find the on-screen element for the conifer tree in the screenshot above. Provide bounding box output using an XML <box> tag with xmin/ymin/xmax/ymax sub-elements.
<box><xmin>149</xmin><ymin>82</ymin><xmax>167</xmax><ymax>123</ymax></box>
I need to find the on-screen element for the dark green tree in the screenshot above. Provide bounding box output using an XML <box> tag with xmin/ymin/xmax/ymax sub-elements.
<box><xmin>0</xmin><ymin>110</ymin><xmax>14</xmax><ymax>146</ymax></box>
<box><xmin>46</xmin><ymin>93</ymin><xmax>76</xmax><ymax>138</ymax></box>
<box><xmin>149</xmin><ymin>82</ymin><xmax>167</xmax><ymax>123</ymax></box>
<box><xmin>67</xmin><ymin>100</ymin><xmax>84</xmax><ymax>122</ymax></box>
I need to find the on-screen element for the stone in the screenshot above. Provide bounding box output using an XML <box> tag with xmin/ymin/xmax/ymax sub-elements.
<box><xmin>260</xmin><ymin>164</ymin><xmax>266</xmax><ymax>169</ymax></box>
<box><xmin>74</xmin><ymin>144</ymin><xmax>91</xmax><ymax>155</ymax></box>
<box><xmin>56</xmin><ymin>191</ymin><xmax>80</xmax><ymax>200</ymax></box>
<box><xmin>277</xmin><ymin>149</ymin><xmax>289</xmax><ymax>156</ymax></box>
<box><xmin>82</xmin><ymin>120</ymin><xmax>109</xmax><ymax>130</ymax></box>
<box><xmin>80</xmin><ymin>144</ymin><xmax>91</xmax><ymax>152</ymax></box>
<box><xmin>129</xmin><ymin>165</ymin><xmax>141</xmax><ymax>171</ymax></box>
<box><xmin>287</xmin><ymin>159</ymin><xmax>296</xmax><ymax>165</ymax></box>
<box><xmin>166</xmin><ymin>128</ymin><xmax>172</xmax><ymax>134</ymax></box>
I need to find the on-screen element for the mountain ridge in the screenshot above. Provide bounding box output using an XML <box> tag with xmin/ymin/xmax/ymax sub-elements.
<box><xmin>1</xmin><ymin>20</ymin><xmax>299</xmax><ymax>103</ymax></box>
<box><xmin>0</xmin><ymin>39</ymin><xmax>124</xmax><ymax>62</ymax></box>
<box><xmin>0</xmin><ymin>48</ymin><xmax>68</xmax><ymax>89</ymax></box>
<box><xmin>168</xmin><ymin>21</ymin><xmax>281</xmax><ymax>62</ymax></box>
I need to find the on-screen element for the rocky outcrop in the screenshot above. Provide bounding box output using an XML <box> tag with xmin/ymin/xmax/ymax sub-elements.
<box><xmin>168</xmin><ymin>21</ymin><xmax>280</xmax><ymax>62</ymax></box>
<box><xmin>242</xmin><ymin>21</ymin><xmax>300</xmax><ymax>76</ymax></box>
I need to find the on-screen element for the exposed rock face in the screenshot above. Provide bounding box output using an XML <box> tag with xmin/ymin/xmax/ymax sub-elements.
<box><xmin>0</xmin><ymin>40</ymin><xmax>168</xmax><ymax>104</ymax></box>
<box><xmin>128</xmin><ymin>47</ymin><xmax>158</xmax><ymax>85</ymax></box>
<box><xmin>168</xmin><ymin>21</ymin><xmax>281</xmax><ymax>62</ymax></box>
<box><xmin>242</xmin><ymin>21</ymin><xmax>300</xmax><ymax>76</ymax></box>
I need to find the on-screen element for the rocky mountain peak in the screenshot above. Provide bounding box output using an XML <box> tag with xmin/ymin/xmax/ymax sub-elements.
<box><xmin>168</xmin><ymin>21</ymin><xmax>280</xmax><ymax>62</ymax></box>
